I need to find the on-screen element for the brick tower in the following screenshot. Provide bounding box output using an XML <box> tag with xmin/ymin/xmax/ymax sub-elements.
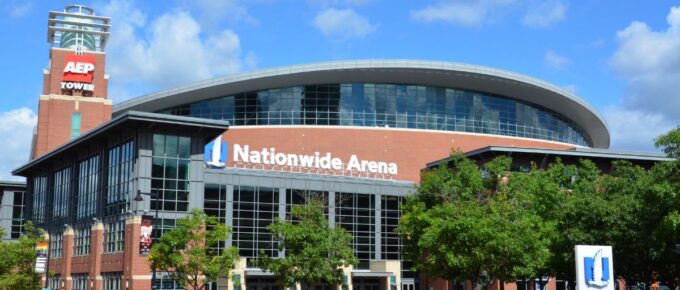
<box><xmin>32</xmin><ymin>5</ymin><xmax>111</xmax><ymax>159</ymax></box>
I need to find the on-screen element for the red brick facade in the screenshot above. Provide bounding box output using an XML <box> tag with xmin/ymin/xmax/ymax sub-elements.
<box><xmin>221</xmin><ymin>126</ymin><xmax>575</xmax><ymax>183</ymax></box>
<box><xmin>46</xmin><ymin>218</ymin><xmax>151</xmax><ymax>290</ymax></box>
<box><xmin>32</xmin><ymin>48</ymin><xmax>112</xmax><ymax>159</ymax></box>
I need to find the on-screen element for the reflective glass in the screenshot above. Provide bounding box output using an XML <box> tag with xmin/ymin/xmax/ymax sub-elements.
<box><xmin>160</xmin><ymin>83</ymin><xmax>591</xmax><ymax>146</ymax></box>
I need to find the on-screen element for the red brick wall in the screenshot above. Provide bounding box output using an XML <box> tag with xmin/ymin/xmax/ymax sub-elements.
<box><xmin>221</xmin><ymin>127</ymin><xmax>575</xmax><ymax>183</ymax></box>
<box><xmin>33</xmin><ymin>98</ymin><xmax>112</xmax><ymax>158</ymax></box>
<box><xmin>43</xmin><ymin>48</ymin><xmax>108</xmax><ymax>98</ymax></box>
<box><xmin>33</xmin><ymin>47</ymin><xmax>112</xmax><ymax>159</ymax></box>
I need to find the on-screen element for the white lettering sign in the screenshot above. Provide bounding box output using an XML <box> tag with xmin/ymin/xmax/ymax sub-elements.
<box><xmin>61</xmin><ymin>82</ymin><xmax>95</xmax><ymax>92</ymax></box>
<box><xmin>64</xmin><ymin>61</ymin><xmax>95</xmax><ymax>74</ymax></box>
<box><xmin>233</xmin><ymin>144</ymin><xmax>398</xmax><ymax>175</ymax></box>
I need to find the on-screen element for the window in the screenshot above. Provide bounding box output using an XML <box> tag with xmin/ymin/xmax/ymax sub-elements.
<box><xmin>159</xmin><ymin>83</ymin><xmax>592</xmax><ymax>147</ymax></box>
<box><xmin>72</xmin><ymin>273</ymin><xmax>89</xmax><ymax>290</ymax></box>
<box><xmin>31</xmin><ymin>175</ymin><xmax>48</xmax><ymax>224</ymax></box>
<box><xmin>11</xmin><ymin>191</ymin><xmax>25</xmax><ymax>239</ymax></box>
<box><xmin>153</xmin><ymin>273</ymin><xmax>183</xmax><ymax>290</ymax></box>
<box><xmin>151</xmin><ymin>134</ymin><xmax>190</xmax><ymax>212</ymax></box>
<box><xmin>74</xmin><ymin>226</ymin><xmax>91</xmax><ymax>256</ymax></box>
<box><xmin>53</xmin><ymin>167</ymin><xmax>71</xmax><ymax>219</ymax></box>
<box><xmin>71</xmin><ymin>112</ymin><xmax>82</xmax><ymax>139</ymax></box>
<box><xmin>285</xmin><ymin>189</ymin><xmax>328</xmax><ymax>219</ymax></box>
<box><xmin>48</xmin><ymin>275</ymin><xmax>61</xmax><ymax>290</ymax></box>
<box><xmin>204</xmin><ymin>184</ymin><xmax>227</xmax><ymax>254</ymax></box>
<box><xmin>104</xmin><ymin>220</ymin><xmax>125</xmax><ymax>252</ymax></box>
<box><xmin>50</xmin><ymin>231</ymin><xmax>63</xmax><ymax>257</ymax></box>
<box><xmin>336</xmin><ymin>192</ymin><xmax>375</xmax><ymax>269</ymax></box>
<box><xmin>381</xmin><ymin>195</ymin><xmax>412</xmax><ymax>278</ymax></box>
<box><xmin>106</xmin><ymin>140</ymin><xmax>134</xmax><ymax>216</ymax></box>
<box><xmin>233</xmin><ymin>185</ymin><xmax>279</xmax><ymax>259</ymax></box>
<box><xmin>153</xmin><ymin>218</ymin><xmax>176</xmax><ymax>240</ymax></box>
<box><xmin>102</xmin><ymin>272</ymin><xmax>122</xmax><ymax>290</ymax></box>
<box><xmin>77</xmin><ymin>155</ymin><xmax>100</xmax><ymax>220</ymax></box>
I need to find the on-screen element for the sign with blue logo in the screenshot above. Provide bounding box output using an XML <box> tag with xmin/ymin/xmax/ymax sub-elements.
<box><xmin>204</xmin><ymin>135</ymin><xmax>227</xmax><ymax>168</ymax></box>
<box><xmin>575</xmin><ymin>245</ymin><xmax>614</xmax><ymax>290</ymax></box>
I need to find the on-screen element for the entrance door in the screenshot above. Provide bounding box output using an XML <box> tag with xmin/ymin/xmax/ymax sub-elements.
<box><xmin>402</xmin><ymin>280</ymin><xmax>416</xmax><ymax>290</ymax></box>
<box><xmin>247</xmin><ymin>277</ymin><xmax>280</xmax><ymax>290</ymax></box>
<box><xmin>354</xmin><ymin>277</ymin><xmax>381</xmax><ymax>290</ymax></box>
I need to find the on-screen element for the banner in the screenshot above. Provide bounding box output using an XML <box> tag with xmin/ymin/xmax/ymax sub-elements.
<box><xmin>35</xmin><ymin>242</ymin><xmax>48</xmax><ymax>273</ymax></box>
<box><xmin>139</xmin><ymin>215</ymin><xmax>154</xmax><ymax>256</ymax></box>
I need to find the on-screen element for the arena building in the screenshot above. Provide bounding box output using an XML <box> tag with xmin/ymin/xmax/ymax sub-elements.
<box><xmin>5</xmin><ymin>5</ymin><xmax>671</xmax><ymax>290</ymax></box>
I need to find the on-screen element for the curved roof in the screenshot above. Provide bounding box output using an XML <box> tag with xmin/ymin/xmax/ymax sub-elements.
<box><xmin>113</xmin><ymin>59</ymin><xmax>610</xmax><ymax>148</ymax></box>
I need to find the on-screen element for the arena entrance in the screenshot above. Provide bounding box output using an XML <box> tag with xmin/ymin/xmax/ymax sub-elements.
<box><xmin>247</xmin><ymin>276</ymin><xmax>280</xmax><ymax>290</ymax></box>
<box><xmin>353</xmin><ymin>277</ymin><xmax>381</xmax><ymax>290</ymax></box>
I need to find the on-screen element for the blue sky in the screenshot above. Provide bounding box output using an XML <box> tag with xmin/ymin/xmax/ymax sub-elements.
<box><xmin>1</xmin><ymin>0</ymin><xmax>680</xmax><ymax>179</ymax></box>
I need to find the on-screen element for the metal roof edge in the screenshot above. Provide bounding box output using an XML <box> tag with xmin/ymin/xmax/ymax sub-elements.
<box><xmin>0</xmin><ymin>180</ymin><xmax>27</xmax><ymax>188</ymax></box>
<box><xmin>111</xmin><ymin>59</ymin><xmax>609</xmax><ymax>148</ymax></box>
<box><xmin>426</xmin><ymin>146</ymin><xmax>672</xmax><ymax>168</ymax></box>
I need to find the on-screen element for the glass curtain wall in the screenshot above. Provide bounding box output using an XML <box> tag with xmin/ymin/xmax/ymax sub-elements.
<box><xmin>160</xmin><ymin>84</ymin><xmax>590</xmax><ymax>147</ymax></box>
<box><xmin>105</xmin><ymin>140</ymin><xmax>134</xmax><ymax>216</ymax></box>
<box><xmin>77</xmin><ymin>154</ymin><xmax>99</xmax><ymax>220</ymax></box>
<box><xmin>31</xmin><ymin>176</ymin><xmax>48</xmax><ymax>225</ymax></box>
<box><xmin>151</xmin><ymin>134</ymin><xmax>191</xmax><ymax>212</ymax></box>
<box><xmin>336</xmin><ymin>192</ymin><xmax>375</xmax><ymax>269</ymax></box>
<box><xmin>232</xmin><ymin>185</ymin><xmax>279</xmax><ymax>260</ymax></box>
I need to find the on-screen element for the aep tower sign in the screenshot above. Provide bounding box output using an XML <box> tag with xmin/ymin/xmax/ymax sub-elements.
<box><xmin>575</xmin><ymin>245</ymin><xmax>615</xmax><ymax>290</ymax></box>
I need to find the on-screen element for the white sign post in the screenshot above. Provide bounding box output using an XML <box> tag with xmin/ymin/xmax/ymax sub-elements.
<box><xmin>575</xmin><ymin>245</ymin><xmax>615</xmax><ymax>290</ymax></box>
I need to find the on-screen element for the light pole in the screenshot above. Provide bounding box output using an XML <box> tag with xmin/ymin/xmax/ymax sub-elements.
<box><xmin>134</xmin><ymin>189</ymin><xmax>159</xmax><ymax>290</ymax></box>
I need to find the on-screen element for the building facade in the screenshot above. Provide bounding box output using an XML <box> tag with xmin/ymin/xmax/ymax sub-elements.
<box><xmin>9</xmin><ymin>5</ymin><xmax>672</xmax><ymax>290</ymax></box>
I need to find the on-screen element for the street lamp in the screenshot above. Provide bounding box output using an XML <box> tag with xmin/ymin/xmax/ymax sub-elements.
<box><xmin>134</xmin><ymin>189</ymin><xmax>159</xmax><ymax>289</ymax></box>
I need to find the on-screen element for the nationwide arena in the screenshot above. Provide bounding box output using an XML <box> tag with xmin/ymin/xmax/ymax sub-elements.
<box><xmin>4</xmin><ymin>5</ymin><xmax>671</xmax><ymax>290</ymax></box>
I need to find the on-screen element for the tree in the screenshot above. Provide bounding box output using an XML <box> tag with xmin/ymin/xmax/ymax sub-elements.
<box><xmin>148</xmin><ymin>209</ymin><xmax>239</xmax><ymax>290</ymax></box>
<box><xmin>656</xmin><ymin>125</ymin><xmax>680</xmax><ymax>159</ymax></box>
<box><xmin>255</xmin><ymin>200</ymin><xmax>358</xmax><ymax>289</ymax></box>
<box><xmin>652</xmin><ymin>126</ymin><xmax>680</xmax><ymax>287</ymax></box>
<box><xmin>0</xmin><ymin>221</ymin><xmax>45</xmax><ymax>290</ymax></box>
<box><xmin>398</xmin><ymin>154</ymin><xmax>553</xmax><ymax>290</ymax></box>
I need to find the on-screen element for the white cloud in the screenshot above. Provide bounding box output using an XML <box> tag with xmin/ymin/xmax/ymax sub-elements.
<box><xmin>0</xmin><ymin>108</ymin><xmax>37</xmax><ymax>181</ymax></box>
<box><xmin>544</xmin><ymin>50</ymin><xmax>570</xmax><ymax>70</ymax></box>
<box><xmin>9</xmin><ymin>1</ymin><xmax>32</xmax><ymax>18</ymax></box>
<box><xmin>177</xmin><ymin>0</ymin><xmax>258</xmax><ymax>27</ymax></box>
<box><xmin>411</xmin><ymin>0</ymin><xmax>516</xmax><ymax>26</ymax></box>
<box><xmin>313</xmin><ymin>8</ymin><xmax>378</xmax><ymax>39</ymax></box>
<box><xmin>606</xmin><ymin>6</ymin><xmax>680</xmax><ymax>150</ymax></box>
<box><xmin>100</xmin><ymin>0</ymin><xmax>251</xmax><ymax>102</ymax></box>
<box><xmin>522</xmin><ymin>0</ymin><xmax>567</xmax><ymax>28</ymax></box>
<box><xmin>308</xmin><ymin>0</ymin><xmax>375</xmax><ymax>7</ymax></box>
<box><xmin>602</xmin><ymin>106</ymin><xmax>674</xmax><ymax>151</ymax></box>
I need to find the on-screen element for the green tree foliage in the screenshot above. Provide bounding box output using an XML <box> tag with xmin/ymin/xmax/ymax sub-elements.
<box><xmin>656</xmin><ymin>125</ymin><xmax>680</xmax><ymax>158</ymax></box>
<box><xmin>149</xmin><ymin>209</ymin><xmax>239</xmax><ymax>290</ymax></box>
<box><xmin>652</xmin><ymin>128</ymin><xmax>680</xmax><ymax>285</ymax></box>
<box><xmin>400</xmin><ymin>149</ymin><xmax>680</xmax><ymax>288</ymax></box>
<box><xmin>255</xmin><ymin>200</ymin><xmax>358</xmax><ymax>288</ymax></box>
<box><xmin>399</xmin><ymin>154</ymin><xmax>553</xmax><ymax>290</ymax></box>
<box><xmin>0</xmin><ymin>221</ymin><xmax>45</xmax><ymax>290</ymax></box>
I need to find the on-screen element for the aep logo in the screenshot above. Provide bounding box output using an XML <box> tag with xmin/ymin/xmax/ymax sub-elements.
<box><xmin>62</xmin><ymin>54</ymin><xmax>96</xmax><ymax>83</ymax></box>
<box><xmin>204</xmin><ymin>135</ymin><xmax>227</xmax><ymax>168</ymax></box>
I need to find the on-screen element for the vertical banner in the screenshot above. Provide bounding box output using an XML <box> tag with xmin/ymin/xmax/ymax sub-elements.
<box><xmin>139</xmin><ymin>215</ymin><xmax>154</xmax><ymax>256</ymax></box>
<box><xmin>35</xmin><ymin>241</ymin><xmax>48</xmax><ymax>273</ymax></box>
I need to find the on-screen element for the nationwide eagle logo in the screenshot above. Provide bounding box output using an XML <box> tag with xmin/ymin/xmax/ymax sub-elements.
<box><xmin>584</xmin><ymin>249</ymin><xmax>610</xmax><ymax>287</ymax></box>
<box><xmin>204</xmin><ymin>135</ymin><xmax>227</xmax><ymax>168</ymax></box>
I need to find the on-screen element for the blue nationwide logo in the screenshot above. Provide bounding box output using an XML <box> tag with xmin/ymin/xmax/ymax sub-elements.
<box><xmin>204</xmin><ymin>136</ymin><xmax>227</xmax><ymax>168</ymax></box>
<box><xmin>584</xmin><ymin>249</ymin><xmax>610</xmax><ymax>287</ymax></box>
